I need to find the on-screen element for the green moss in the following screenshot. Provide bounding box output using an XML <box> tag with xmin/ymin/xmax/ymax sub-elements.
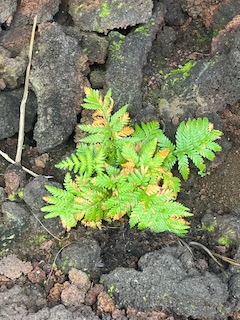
<box><xmin>218</xmin><ymin>236</ymin><xmax>232</xmax><ymax>246</ymax></box>
<box><xmin>107</xmin><ymin>284</ymin><xmax>115</xmax><ymax>296</ymax></box>
<box><xmin>212</xmin><ymin>27</ymin><xmax>222</xmax><ymax>38</ymax></box>
<box><xmin>134</xmin><ymin>25</ymin><xmax>150</xmax><ymax>37</ymax></box>
<box><xmin>60</xmin><ymin>255</ymin><xmax>78</xmax><ymax>272</ymax></box>
<box><xmin>196</xmin><ymin>35</ymin><xmax>210</xmax><ymax>44</ymax></box>
<box><xmin>108</xmin><ymin>34</ymin><xmax>126</xmax><ymax>61</ymax></box>
<box><xmin>164</xmin><ymin>61</ymin><xmax>196</xmax><ymax>81</ymax></box>
<box><xmin>100</xmin><ymin>2</ymin><xmax>110</xmax><ymax>18</ymax></box>
<box><xmin>202</xmin><ymin>221</ymin><xmax>216</xmax><ymax>232</ymax></box>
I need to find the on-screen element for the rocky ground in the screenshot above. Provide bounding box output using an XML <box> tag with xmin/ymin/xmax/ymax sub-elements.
<box><xmin>0</xmin><ymin>0</ymin><xmax>240</xmax><ymax>319</ymax></box>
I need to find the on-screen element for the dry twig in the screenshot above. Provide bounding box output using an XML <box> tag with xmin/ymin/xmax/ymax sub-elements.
<box><xmin>15</xmin><ymin>15</ymin><xmax>37</xmax><ymax>163</ymax></box>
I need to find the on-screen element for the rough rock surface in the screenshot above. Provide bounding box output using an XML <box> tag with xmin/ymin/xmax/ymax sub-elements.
<box><xmin>202</xmin><ymin>212</ymin><xmax>240</xmax><ymax>246</ymax></box>
<box><xmin>0</xmin><ymin>26</ymin><xmax>32</xmax><ymax>56</ymax></box>
<box><xmin>0</xmin><ymin>254</ymin><xmax>32</xmax><ymax>279</ymax></box>
<box><xmin>106</xmin><ymin>4</ymin><xmax>165</xmax><ymax>119</ymax></box>
<box><xmin>163</xmin><ymin>0</ymin><xmax>186</xmax><ymax>26</ymax></box>
<box><xmin>180</xmin><ymin>0</ymin><xmax>240</xmax><ymax>29</ymax></box>
<box><xmin>0</xmin><ymin>46</ymin><xmax>27</xmax><ymax>90</ymax></box>
<box><xmin>0</xmin><ymin>88</ymin><xmax>37</xmax><ymax>139</ymax></box>
<box><xmin>23</xmin><ymin>176</ymin><xmax>64</xmax><ymax>234</ymax></box>
<box><xmin>0</xmin><ymin>284</ymin><xmax>100</xmax><ymax>320</ymax></box>
<box><xmin>12</xmin><ymin>0</ymin><xmax>61</xmax><ymax>26</ymax></box>
<box><xmin>101</xmin><ymin>246</ymin><xmax>230</xmax><ymax>319</ymax></box>
<box><xmin>69</xmin><ymin>0</ymin><xmax>153</xmax><ymax>33</ymax></box>
<box><xmin>0</xmin><ymin>0</ymin><xmax>17</xmax><ymax>24</ymax></box>
<box><xmin>64</xmin><ymin>27</ymin><xmax>109</xmax><ymax>65</ymax></box>
<box><xmin>158</xmin><ymin>26</ymin><xmax>240</xmax><ymax>127</ymax></box>
<box><xmin>211</xmin><ymin>0</ymin><xmax>240</xmax><ymax>29</ymax></box>
<box><xmin>0</xmin><ymin>283</ymin><xmax>47</xmax><ymax>314</ymax></box>
<box><xmin>30</xmin><ymin>23</ymin><xmax>89</xmax><ymax>152</ymax></box>
<box><xmin>55</xmin><ymin>239</ymin><xmax>102</xmax><ymax>279</ymax></box>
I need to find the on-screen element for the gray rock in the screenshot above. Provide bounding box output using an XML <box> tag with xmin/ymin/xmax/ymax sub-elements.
<box><xmin>212</xmin><ymin>0</ymin><xmax>240</xmax><ymax>30</ymax></box>
<box><xmin>0</xmin><ymin>187</ymin><xmax>6</xmax><ymax>203</ymax></box>
<box><xmin>0</xmin><ymin>303</ymin><xmax>100</xmax><ymax>320</ymax></box>
<box><xmin>23</xmin><ymin>176</ymin><xmax>64</xmax><ymax>234</ymax></box>
<box><xmin>0</xmin><ymin>88</ymin><xmax>37</xmax><ymax>139</ymax></box>
<box><xmin>89</xmin><ymin>69</ymin><xmax>106</xmax><ymax>89</ymax></box>
<box><xmin>202</xmin><ymin>213</ymin><xmax>240</xmax><ymax>246</ymax></box>
<box><xmin>156</xmin><ymin>26</ymin><xmax>177</xmax><ymax>57</ymax></box>
<box><xmin>0</xmin><ymin>283</ymin><xmax>46</xmax><ymax>313</ymax></box>
<box><xmin>163</xmin><ymin>0</ymin><xmax>186</xmax><ymax>26</ymax></box>
<box><xmin>1</xmin><ymin>201</ymin><xmax>31</xmax><ymax>230</ymax></box>
<box><xmin>30</xmin><ymin>23</ymin><xmax>89</xmax><ymax>152</ymax></box>
<box><xmin>80</xmin><ymin>32</ymin><xmax>109</xmax><ymax>65</ymax></box>
<box><xmin>69</xmin><ymin>0</ymin><xmax>153</xmax><ymax>33</ymax></box>
<box><xmin>64</xmin><ymin>28</ymin><xmax>109</xmax><ymax>65</ymax></box>
<box><xmin>0</xmin><ymin>46</ymin><xmax>27</xmax><ymax>89</ymax></box>
<box><xmin>101</xmin><ymin>246</ymin><xmax>230</xmax><ymax>319</ymax></box>
<box><xmin>0</xmin><ymin>0</ymin><xmax>17</xmax><ymax>24</ymax></box>
<box><xmin>106</xmin><ymin>4</ymin><xmax>165</xmax><ymax>119</ymax></box>
<box><xmin>55</xmin><ymin>238</ymin><xmax>102</xmax><ymax>279</ymax></box>
<box><xmin>12</xmin><ymin>0</ymin><xmax>61</xmax><ymax>26</ymax></box>
<box><xmin>0</xmin><ymin>202</ymin><xmax>31</xmax><ymax>255</ymax></box>
<box><xmin>158</xmin><ymin>29</ymin><xmax>240</xmax><ymax>127</ymax></box>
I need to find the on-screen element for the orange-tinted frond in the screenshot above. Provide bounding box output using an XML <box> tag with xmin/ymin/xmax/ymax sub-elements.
<box><xmin>116</xmin><ymin>126</ymin><xmax>134</xmax><ymax>137</ymax></box>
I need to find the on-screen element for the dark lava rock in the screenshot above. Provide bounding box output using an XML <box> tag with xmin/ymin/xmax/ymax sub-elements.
<box><xmin>30</xmin><ymin>22</ymin><xmax>89</xmax><ymax>152</ymax></box>
<box><xmin>55</xmin><ymin>238</ymin><xmax>102</xmax><ymax>279</ymax></box>
<box><xmin>202</xmin><ymin>213</ymin><xmax>240</xmax><ymax>246</ymax></box>
<box><xmin>158</xmin><ymin>27</ymin><xmax>240</xmax><ymax>127</ymax></box>
<box><xmin>0</xmin><ymin>0</ymin><xmax>17</xmax><ymax>24</ymax></box>
<box><xmin>1</xmin><ymin>201</ymin><xmax>31</xmax><ymax>230</ymax></box>
<box><xmin>0</xmin><ymin>277</ymin><xmax>99</xmax><ymax>319</ymax></box>
<box><xmin>212</xmin><ymin>0</ymin><xmax>240</xmax><ymax>30</ymax></box>
<box><xmin>0</xmin><ymin>46</ymin><xmax>27</xmax><ymax>90</ymax></box>
<box><xmin>0</xmin><ymin>88</ymin><xmax>37</xmax><ymax>140</ymax></box>
<box><xmin>69</xmin><ymin>0</ymin><xmax>153</xmax><ymax>33</ymax></box>
<box><xmin>106</xmin><ymin>4</ymin><xmax>165</xmax><ymax>119</ymax></box>
<box><xmin>0</xmin><ymin>283</ymin><xmax>46</xmax><ymax>314</ymax></box>
<box><xmin>23</xmin><ymin>176</ymin><xmax>64</xmax><ymax>235</ymax></box>
<box><xmin>34</xmin><ymin>305</ymin><xmax>100</xmax><ymax>320</ymax></box>
<box><xmin>163</xmin><ymin>0</ymin><xmax>186</xmax><ymax>26</ymax></box>
<box><xmin>101</xmin><ymin>246</ymin><xmax>230</xmax><ymax>319</ymax></box>
<box><xmin>0</xmin><ymin>201</ymin><xmax>31</xmax><ymax>255</ymax></box>
<box><xmin>79</xmin><ymin>32</ymin><xmax>109</xmax><ymax>65</ymax></box>
<box><xmin>12</xmin><ymin>0</ymin><xmax>61</xmax><ymax>26</ymax></box>
<box><xmin>64</xmin><ymin>28</ymin><xmax>109</xmax><ymax>65</ymax></box>
<box><xmin>0</xmin><ymin>283</ymin><xmax>99</xmax><ymax>320</ymax></box>
<box><xmin>4</xmin><ymin>163</ymin><xmax>26</xmax><ymax>195</ymax></box>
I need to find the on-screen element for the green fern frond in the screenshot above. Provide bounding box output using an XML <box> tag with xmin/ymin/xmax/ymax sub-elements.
<box><xmin>42</xmin><ymin>89</ymin><xmax>222</xmax><ymax>235</ymax></box>
<box><xmin>121</xmin><ymin>142</ymin><xmax>139</xmax><ymax>165</ymax></box>
<box><xmin>138</xmin><ymin>138</ymin><xmax>158</xmax><ymax>166</ymax></box>
<box><xmin>80</xmin><ymin>133</ymin><xmax>105</xmax><ymax>144</ymax></box>
<box><xmin>82</xmin><ymin>87</ymin><xmax>103</xmax><ymax>110</ymax></box>
<box><xmin>174</xmin><ymin>117</ymin><xmax>222</xmax><ymax>179</ymax></box>
<box><xmin>132</xmin><ymin>121</ymin><xmax>161</xmax><ymax>143</ymax></box>
<box><xmin>157</xmin><ymin>132</ymin><xmax>176</xmax><ymax>170</ymax></box>
<box><xmin>78</xmin><ymin>124</ymin><xmax>105</xmax><ymax>134</ymax></box>
<box><xmin>129</xmin><ymin>196</ymin><xmax>192</xmax><ymax>235</ymax></box>
<box><xmin>110</xmin><ymin>105</ymin><xmax>129</xmax><ymax>127</ymax></box>
<box><xmin>177</xmin><ymin>153</ymin><xmax>189</xmax><ymax>181</ymax></box>
<box><xmin>41</xmin><ymin>184</ymin><xmax>78</xmax><ymax>230</ymax></box>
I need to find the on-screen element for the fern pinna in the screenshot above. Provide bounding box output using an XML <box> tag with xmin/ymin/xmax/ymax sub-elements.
<box><xmin>42</xmin><ymin>88</ymin><xmax>222</xmax><ymax>235</ymax></box>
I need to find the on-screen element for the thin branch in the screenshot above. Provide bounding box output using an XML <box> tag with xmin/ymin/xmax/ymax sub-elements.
<box><xmin>15</xmin><ymin>15</ymin><xmax>37</xmax><ymax>163</ymax></box>
<box><xmin>0</xmin><ymin>149</ymin><xmax>52</xmax><ymax>178</ymax></box>
<box><xmin>30</xmin><ymin>209</ymin><xmax>61</xmax><ymax>241</ymax></box>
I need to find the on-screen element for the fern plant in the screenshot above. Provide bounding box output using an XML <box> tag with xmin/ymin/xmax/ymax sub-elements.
<box><xmin>41</xmin><ymin>88</ymin><xmax>222</xmax><ymax>235</ymax></box>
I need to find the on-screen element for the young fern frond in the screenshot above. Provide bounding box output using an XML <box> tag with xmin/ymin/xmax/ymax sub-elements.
<box><xmin>42</xmin><ymin>88</ymin><xmax>223</xmax><ymax>236</ymax></box>
<box><xmin>174</xmin><ymin>117</ymin><xmax>222</xmax><ymax>180</ymax></box>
